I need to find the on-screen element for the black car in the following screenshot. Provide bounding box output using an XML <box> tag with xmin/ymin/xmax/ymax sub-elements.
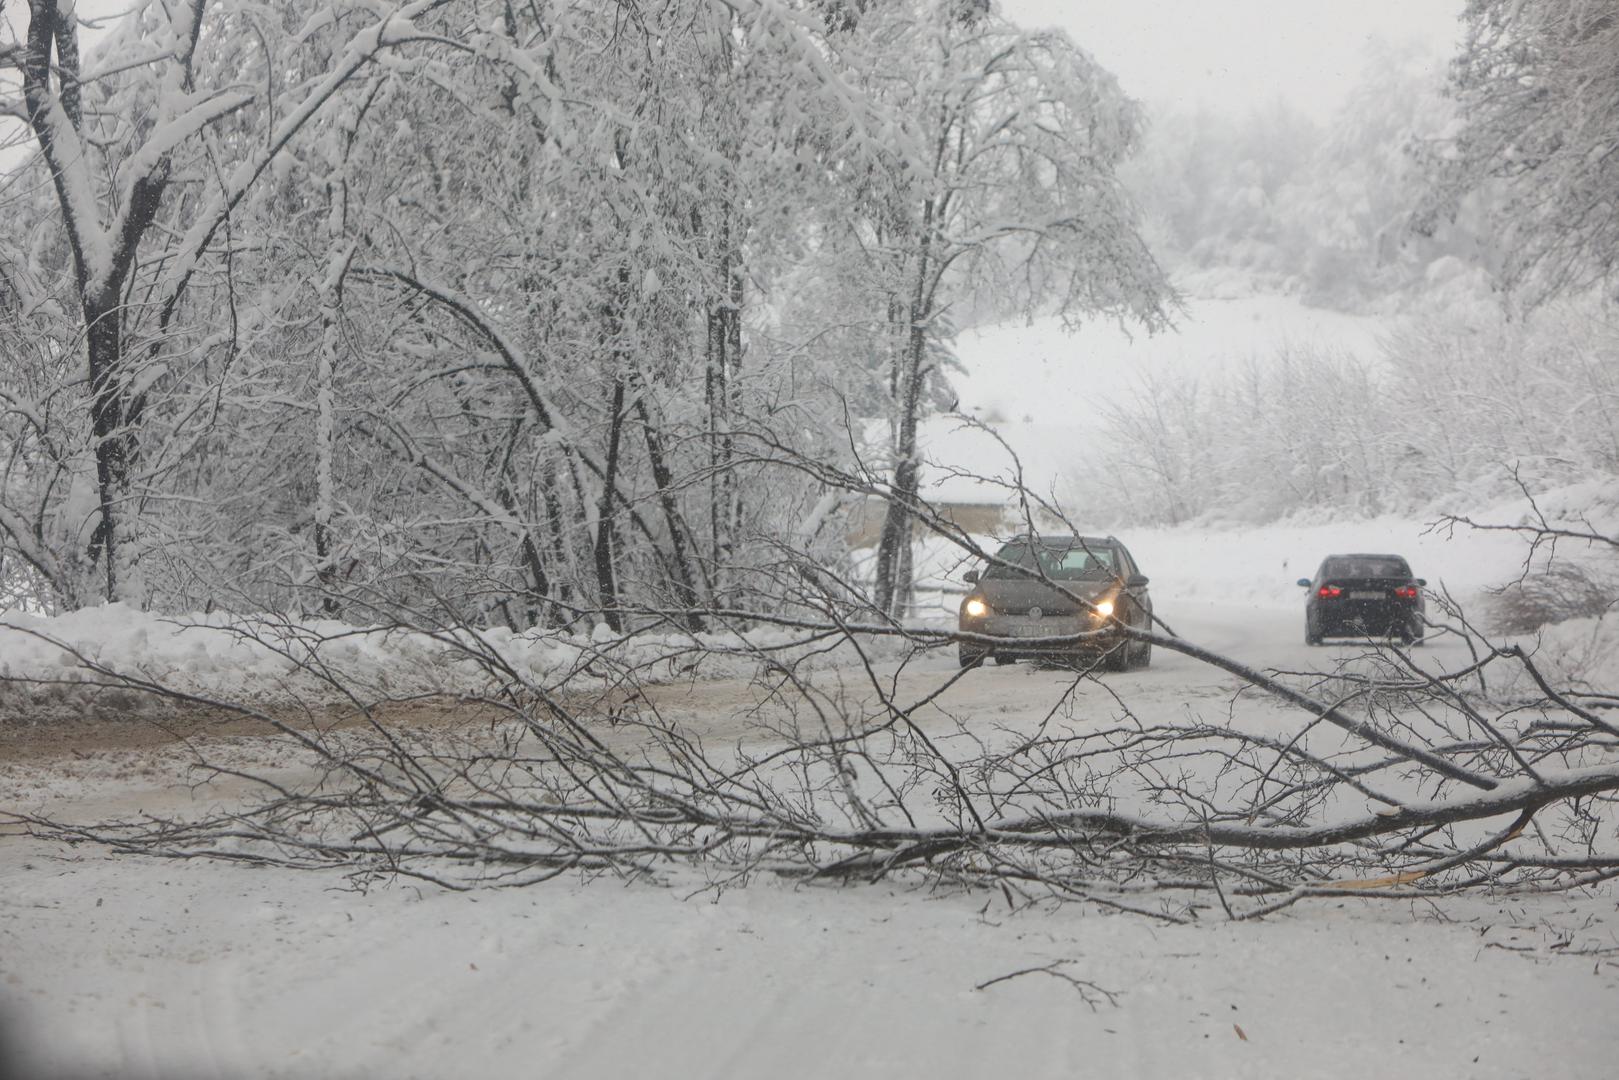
<box><xmin>958</xmin><ymin>535</ymin><xmax>1152</xmax><ymax>670</ymax></box>
<box><xmin>1298</xmin><ymin>553</ymin><xmax>1427</xmax><ymax>645</ymax></box>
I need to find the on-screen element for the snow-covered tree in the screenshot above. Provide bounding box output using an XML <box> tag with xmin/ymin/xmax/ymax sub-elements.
<box><xmin>0</xmin><ymin>0</ymin><xmax>453</xmax><ymax>607</ymax></box>
<box><xmin>1420</xmin><ymin>0</ymin><xmax>1619</xmax><ymax>307</ymax></box>
<box><xmin>849</xmin><ymin>1</ymin><xmax>1169</xmax><ymax>616</ymax></box>
<box><xmin>3</xmin><ymin>0</ymin><xmax>1164</xmax><ymax>623</ymax></box>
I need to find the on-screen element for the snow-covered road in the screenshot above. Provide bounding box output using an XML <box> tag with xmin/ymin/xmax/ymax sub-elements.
<box><xmin>3</xmin><ymin>594</ymin><xmax>1617</xmax><ymax>1079</ymax></box>
<box><xmin>6</xmin><ymin>839</ymin><xmax>1611</xmax><ymax>1080</ymax></box>
<box><xmin>634</xmin><ymin>597</ymin><xmax>1483</xmax><ymax>758</ymax></box>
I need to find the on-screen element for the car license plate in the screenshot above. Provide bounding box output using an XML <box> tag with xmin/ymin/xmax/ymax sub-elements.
<box><xmin>1014</xmin><ymin>624</ymin><xmax>1046</xmax><ymax>636</ymax></box>
<box><xmin>1349</xmin><ymin>590</ymin><xmax>1383</xmax><ymax>600</ymax></box>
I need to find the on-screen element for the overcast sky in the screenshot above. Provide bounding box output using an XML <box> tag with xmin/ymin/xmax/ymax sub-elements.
<box><xmin>999</xmin><ymin>0</ymin><xmax>1467</xmax><ymax>121</ymax></box>
<box><xmin>4</xmin><ymin>1</ymin><xmax>1469</xmax><ymax>168</ymax></box>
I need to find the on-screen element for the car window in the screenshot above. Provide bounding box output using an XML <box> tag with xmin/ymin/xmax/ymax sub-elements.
<box><xmin>984</xmin><ymin>542</ymin><xmax>1115</xmax><ymax>580</ymax></box>
<box><xmin>1322</xmin><ymin>556</ymin><xmax>1412</xmax><ymax>579</ymax></box>
<box><xmin>1117</xmin><ymin>547</ymin><xmax>1137</xmax><ymax>577</ymax></box>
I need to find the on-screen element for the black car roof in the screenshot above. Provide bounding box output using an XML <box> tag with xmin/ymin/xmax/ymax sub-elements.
<box><xmin>1324</xmin><ymin>552</ymin><xmax>1409</xmax><ymax>561</ymax></box>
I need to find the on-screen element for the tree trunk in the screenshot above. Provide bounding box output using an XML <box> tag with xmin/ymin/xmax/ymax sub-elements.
<box><xmin>84</xmin><ymin>301</ymin><xmax>137</xmax><ymax>603</ymax></box>
<box><xmin>493</xmin><ymin>423</ymin><xmax>552</xmax><ymax>630</ymax></box>
<box><xmin>540</xmin><ymin>460</ymin><xmax>575</xmax><ymax>627</ymax></box>
<box><xmin>703</xmin><ymin>209</ymin><xmax>745</xmax><ymax>606</ymax></box>
<box><xmin>872</xmin><ymin>322</ymin><xmax>925</xmax><ymax>618</ymax></box>
<box><xmin>314</xmin><ymin>182</ymin><xmax>354</xmax><ymax>616</ymax></box>
<box><xmin>635</xmin><ymin>396</ymin><xmax>706</xmax><ymax>631</ymax></box>
<box><xmin>594</xmin><ymin>378</ymin><xmax>626</xmax><ymax>632</ymax></box>
<box><xmin>873</xmin><ymin>203</ymin><xmax>937</xmax><ymax>618</ymax></box>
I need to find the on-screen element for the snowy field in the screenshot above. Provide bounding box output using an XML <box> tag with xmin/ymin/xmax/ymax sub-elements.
<box><xmin>4</xmin><ymin>510</ymin><xmax>1618</xmax><ymax>1080</ymax></box>
<box><xmin>953</xmin><ymin>293</ymin><xmax>1392</xmax><ymax>427</ymax></box>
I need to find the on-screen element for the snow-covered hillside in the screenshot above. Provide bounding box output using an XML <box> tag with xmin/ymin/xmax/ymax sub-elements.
<box><xmin>953</xmin><ymin>294</ymin><xmax>1391</xmax><ymax>428</ymax></box>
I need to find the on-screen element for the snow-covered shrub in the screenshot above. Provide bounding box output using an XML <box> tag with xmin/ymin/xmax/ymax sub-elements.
<box><xmin>1486</xmin><ymin>562</ymin><xmax>1619</xmax><ymax>634</ymax></box>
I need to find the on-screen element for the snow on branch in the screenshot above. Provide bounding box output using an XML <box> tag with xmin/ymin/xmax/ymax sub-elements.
<box><xmin>158</xmin><ymin>0</ymin><xmax>456</xmax><ymax>316</ymax></box>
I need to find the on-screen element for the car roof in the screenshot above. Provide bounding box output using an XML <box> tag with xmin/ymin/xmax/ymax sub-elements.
<box><xmin>1005</xmin><ymin>534</ymin><xmax>1117</xmax><ymax>548</ymax></box>
<box><xmin>1323</xmin><ymin>552</ymin><xmax>1409</xmax><ymax>561</ymax></box>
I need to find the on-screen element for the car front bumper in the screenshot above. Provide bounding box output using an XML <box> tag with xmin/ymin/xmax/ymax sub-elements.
<box><xmin>960</xmin><ymin>613</ymin><xmax>1120</xmax><ymax>655</ymax></box>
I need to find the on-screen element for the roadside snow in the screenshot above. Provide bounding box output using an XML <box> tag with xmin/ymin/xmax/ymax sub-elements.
<box><xmin>0</xmin><ymin>606</ymin><xmax>883</xmax><ymax>713</ymax></box>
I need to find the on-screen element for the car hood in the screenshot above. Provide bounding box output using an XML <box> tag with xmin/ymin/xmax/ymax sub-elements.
<box><xmin>975</xmin><ymin>577</ymin><xmax>1114</xmax><ymax>615</ymax></box>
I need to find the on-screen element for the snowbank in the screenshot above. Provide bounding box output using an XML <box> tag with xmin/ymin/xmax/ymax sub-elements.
<box><xmin>0</xmin><ymin>605</ymin><xmax>879</xmax><ymax>712</ymax></box>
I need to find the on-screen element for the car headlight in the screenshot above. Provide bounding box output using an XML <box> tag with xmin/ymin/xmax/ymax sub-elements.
<box><xmin>963</xmin><ymin>597</ymin><xmax>989</xmax><ymax>618</ymax></box>
<box><xmin>1092</xmin><ymin>599</ymin><xmax>1115</xmax><ymax>619</ymax></box>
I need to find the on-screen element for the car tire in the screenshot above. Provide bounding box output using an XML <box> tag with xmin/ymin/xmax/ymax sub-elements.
<box><xmin>1305</xmin><ymin>627</ymin><xmax>1323</xmax><ymax>646</ymax></box>
<box><xmin>1102</xmin><ymin>642</ymin><xmax>1131</xmax><ymax>672</ymax></box>
<box><xmin>994</xmin><ymin>654</ymin><xmax>1016</xmax><ymax>666</ymax></box>
<box><xmin>958</xmin><ymin>645</ymin><xmax>987</xmax><ymax>668</ymax></box>
<box><xmin>1132</xmin><ymin>640</ymin><xmax>1153</xmax><ymax>669</ymax></box>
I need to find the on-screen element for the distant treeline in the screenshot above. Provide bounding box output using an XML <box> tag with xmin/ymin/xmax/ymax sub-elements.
<box><xmin>1068</xmin><ymin>302</ymin><xmax>1619</xmax><ymax>526</ymax></box>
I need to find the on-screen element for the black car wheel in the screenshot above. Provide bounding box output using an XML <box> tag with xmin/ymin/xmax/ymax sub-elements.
<box><xmin>1305</xmin><ymin>617</ymin><xmax>1323</xmax><ymax>646</ymax></box>
<box><xmin>994</xmin><ymin>654</ymin><xmax>1017</xmax><ymax>666</ymax></box>
<box><xmin>959</xmin><ymin>644</ymin><xmax>987</xmax><ymax>668</ymax></box>
<box><xmin>1131</xmin><ymin>639</ymin><xmax>1153</xmax><ymax>669</ymax></box>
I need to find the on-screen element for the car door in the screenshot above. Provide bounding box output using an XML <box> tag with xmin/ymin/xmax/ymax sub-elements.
<box><xmin>1117</xmin><ymin>544</ymin><xmax>1151</xmax><ymax>627</ymax></box>
<box><xmin>1306</xmin><ymin>559</ymin><xmax>1330</xmax><ymax>624</ymax></box>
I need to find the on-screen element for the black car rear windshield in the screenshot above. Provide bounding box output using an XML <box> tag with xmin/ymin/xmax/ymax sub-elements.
<box><xmin>1322</xmin><ymin>556</ymin><xmax>1411</xmax><ymax>579</ymax></box>
<box><xmin>983</xmin><ymin>542</ymin><xmax>1116</xmax><ymax>580</ymax></box>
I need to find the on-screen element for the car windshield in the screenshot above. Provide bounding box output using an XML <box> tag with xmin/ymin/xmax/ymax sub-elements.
<box><xmin>1323</xmin><ymin>556</ymin><xmax>1411</xmax><ymax>579</ymax></box>
<box><xmin>983</xmin><ymin>541</ymin><xmax>1115</xmax><ymax>580</ymax></box>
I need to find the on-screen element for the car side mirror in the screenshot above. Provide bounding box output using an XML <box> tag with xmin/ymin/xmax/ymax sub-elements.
<box><xmin>963</xmin><ymin>569</ymin><xmax>979</xmax><ymax>584</ymax></box>
<box><xmin>1126</xmin><ymin>574</ymin><xmax>1149</xmax><ymax>588</ymax></box>
<box><xmin>1296</xmin><ymin>578</ymin><xmax>1312</xmax><ymax>588</ymax></box>
<box><xmin>1416</xmin><ymin>578</ymin><xmax>1427</xmax><ymax>587</ymax></box>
